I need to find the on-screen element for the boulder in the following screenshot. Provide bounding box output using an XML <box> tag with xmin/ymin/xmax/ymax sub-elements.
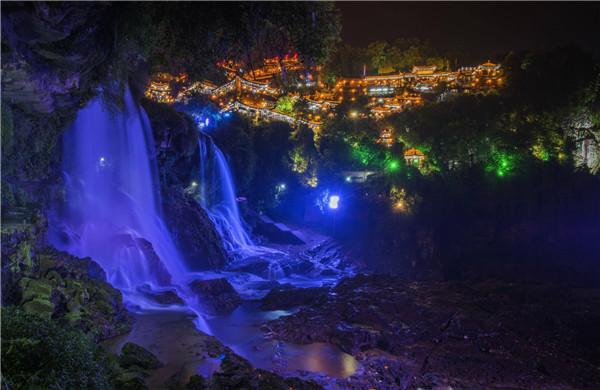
<box><xmin>119</xmin><ymin>342</ymin><xmax>164</xmax><ymax>370</ymax></box>
<box><xmin>114</xmin><ymin>234</ymin><xmax>173</xmax><ymax>286</ymax></box>
<box><xmin>189</xmin><ymin>278</ymin><xmax>242</xmax><ymax>315</ymax></box>
<box><xmin>162</xmin><ymin>187</ymin><xmax>228</xmax><ymax>270</ymax></box>
<box><xmin>185</xmin><ymin>375</ymin><xmax>207</xmax><ymax>390</ymax></box>
<box><xmin>138</xmin><ymin>285</ymin><xmax>184</xmax><ymax>306</ymax></box>
<box><xmin>114</xmin><ymin>371</ymin><xmax>149</xmax><ymax>390</ymax></box>
<box><xmin>260</xmin><ymin>285</ymin><xmax>329</xmax><ymax>311</ymax></box>
<box><xmin>21</xmin><ymin>297</ymin><xmax>55</xmax><ymax>317</ymax></box>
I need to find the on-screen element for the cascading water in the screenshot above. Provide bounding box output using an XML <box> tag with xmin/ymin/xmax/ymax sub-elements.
<box><xmin>49</xmin><ymin>87</ymin><xmax>187</xmax><ymax>304</ymax></box>
<box><xmin>197</xmin><ymin>134</ymin><xmax>255</xmax><ymax>253</ymax></box>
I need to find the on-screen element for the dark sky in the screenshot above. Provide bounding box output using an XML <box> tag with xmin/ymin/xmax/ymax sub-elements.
<box><xmin>336</xmin><ymin>2</ymin><xmax>600</xmax><ymax>64</ymax></box>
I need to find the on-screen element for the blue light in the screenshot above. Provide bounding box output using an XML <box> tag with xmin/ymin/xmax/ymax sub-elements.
<box><xmin>224</xmin><ymin>112</ymin><xmax>231</xmax><ymax>118</ymax></box>
<box><xmin>328</xmin><ymin>195</ymin><xmax>340</xmax><ymax>209</ymax></box>
<box><xmin>205</xmin><ymin>117</ymin><xmax>210</xmax><ymax>126</ymax></box>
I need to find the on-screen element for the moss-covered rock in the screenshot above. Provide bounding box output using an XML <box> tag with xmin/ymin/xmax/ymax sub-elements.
<box><xmin>2</xmin><ymin>223</ymin><xmax>132</xmax><ymax>340</ymax></box>
<box><xmin>119</xmin><ymin>342</ymin><xmax>164</xmax><ymax>370</ymax></box>
<box><xmin>18</xmin><ymin>277</ymin><xmax>53</xmax><ymax>303</ymax></box>
<box><xmin>114</xmin><ymin>370</ymin><xmax>149</xmax><ymax>390</ymax></box>
<box><xmin>21</xmin><ymin>297</ymin><xmax>55</xmax><ymax>318</ymax></box>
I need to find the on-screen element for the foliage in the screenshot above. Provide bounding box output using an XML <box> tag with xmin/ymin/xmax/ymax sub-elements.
<box><xmin>365</xmin><ymin>38</ymin><xmax>449</xmax><ymax>74</ymax></box>
<box><xmin>289</xmin><ymin>126</ymin><xmax>320</xmax><ymax>187</ymax></box>
<box><xmin>226</xmin><ymin>3</ymin><xmax>340</xmax><ymax>83</ymax></box>
<box><xmin>1</xmin><ymin>307</ymin><xmax>119</xmax><ymax>390</ymax></box>
<box><xmin>247</xmin><ymin>121</ymin><xmax>294</xmax><ymax>209</ymax></box>
<box><xmin>275</xmin><ymin>95</ymin><xmax>296</xmax><ymax>114</ymax></box>
<box><xmin>322</xmin><ymin>44</ymin><xmax>370</xmax><ymax>79</ymax></box>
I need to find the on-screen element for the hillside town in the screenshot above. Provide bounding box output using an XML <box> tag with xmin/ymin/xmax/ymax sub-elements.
<box><xmin>145</xmin><ymin>56</ymin><xmax>504</xmax><ymax>129</ymax></box>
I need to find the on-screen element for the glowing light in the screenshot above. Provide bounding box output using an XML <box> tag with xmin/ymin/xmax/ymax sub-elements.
<box><xmin>191</xmin><ymin>181</ymin><xmax>198</xmax><ymax>187</ymax></box>
<box><xmin>387</xmin><ymin>160</ymin><xmax>400</xmax><ymax>172</ymax></box>
<box><xmin>328</xmin><ymin>195</ymin><xmax>340</xmax><ymax>209</ymax></box>
<box><xmin>345</xmin><ymin>176</ymin><xmax>352</xmax><ymax>182</ymax></box>
<box><xmin>349</xmin><ymin>111</ymin><xmax>359</xmax><ymax>119</ymax></box>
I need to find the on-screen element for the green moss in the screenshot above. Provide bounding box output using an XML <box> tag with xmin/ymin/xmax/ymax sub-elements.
<box><xmin>21</xmin><ymin>298</ymin><xmax>55</xmax><ymax>318</ymax></box>
<box><xmin>19</xmin><ymin>278</ymin><xmax>53</xmax><ymax>304</ymax></box>
<box><xmin>8</xmin><ymin>241</ymin><xmax>34</xmax><ymax>273</ymax></box>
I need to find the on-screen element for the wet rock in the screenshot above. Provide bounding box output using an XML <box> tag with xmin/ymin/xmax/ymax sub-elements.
<box><xmin>265</xmin><ymin>274</ymin><xmax>600</xmax><ymax>389</ymax></box>
<box><xmin>138</xmin><ymin>285</ymin><xmax>184</xmax><ymax>306</ymax></box>
<box><xmin>189</xmin><ymin>278</ymin><xmax>242</xmax><ymax>315</ymax></box>
<box><xmin>226</xmin><ymin>256</ymin><xmax>285</xmax><ymax>279</ymax></box>
<box><xmin>114</xmin><ymin>234</ymin><xmax>173</xmax><ymax>286</ymax></box>
<box><xmin>162</xmin><ymin>186</ymin><xmax>228</xmax><ymax>271</ymax></box>
<box><xmin>254</xmin><ymin>215</ymin><xmax>305</xmax><ymax>245</ymax></box>
<box><xmin>114</xmin><ymin>371</ymin><xmax>149</xmax><ymax>390</ymax></box>
<box><xmin>260</xmin><ymin>285</ymin><xmax>329</xmax><ymax>311</ymax></box>
<box><xmin>185</xmin><ymin>374</ymin><xmax>207</xmax><ymax>389</ymax></box>
<box><xmin>119</xmin><ymin>342</ymin><xmax>164</xmax><ymax>370</ymax></box>
<box><xmin>209</xmin><ymin>353</ymin><xmax>323</xmax><ymax>389</ymax></box>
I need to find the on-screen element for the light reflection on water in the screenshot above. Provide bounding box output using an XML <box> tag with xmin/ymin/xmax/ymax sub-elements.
<box><xmin>205</xmin><ymin>302</ymin><xmax>358</xmax><ymax>379</ymax></box>
<box><xmin>105</xmin><ymin>303</ymin><xmax>357</xmax><ymax>388</ymax></box>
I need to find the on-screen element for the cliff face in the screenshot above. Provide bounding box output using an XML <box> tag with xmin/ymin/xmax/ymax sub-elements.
<box><xmin>1</xmin><ymin>3</ymin><xmax>228</xmax><ymax>272</ymax></box>
<box><xmin>1</xmin><ymin>3</ymin><xmax>115</xmax><ymax>183</ymax></box>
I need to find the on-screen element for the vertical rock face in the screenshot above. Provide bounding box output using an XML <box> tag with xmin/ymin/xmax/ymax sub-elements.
<box><xmin>1</xmin><ymin>3</ymin><xmax>113</xmax><ymax>182</ymax></box>
<box><xmin>162</xmin><ymin>186</ymin><xmax>228</xmax><ymax>270</ymax></box>
<box><xmin>143</xmin><ymin>101</ymin><xmax>229</xmax><ymax>270</ymax></box>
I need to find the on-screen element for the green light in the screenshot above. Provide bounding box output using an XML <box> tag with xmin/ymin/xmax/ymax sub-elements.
<box><xmin>387</xmin><ymin>160</ymin><xmax>400</xmax><ymax>171</ymax></box>
<box><xmin>351</xmin><ymin>143</ymin><xmax>376</xmax><ymax>167</ymax></box>
<box><xmin>486</xmin><ymin>150</ymin><xmax>516</xmax><ymax>178</ymax></box>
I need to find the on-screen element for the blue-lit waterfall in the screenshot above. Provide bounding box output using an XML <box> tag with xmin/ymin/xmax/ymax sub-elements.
<box><xmin>197</xmin><ymin>134</ymin><xmax>254</xmax><ymax>253</ymax></box>
<box><xmin>49</xmin><ymin>87</ymin><xmax>189</xmax><ymax>307</ymax></box>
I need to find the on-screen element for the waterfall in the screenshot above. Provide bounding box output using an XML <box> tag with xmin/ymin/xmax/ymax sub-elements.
<box><xmin>197</xmin><ymin>134</ymin><xmax>254</xmax><ymax>253</ymax></box>
<box><xmin>49</xmin><ymin>87</ymin><xmax>187</xmax><ymax>302</ymax></box>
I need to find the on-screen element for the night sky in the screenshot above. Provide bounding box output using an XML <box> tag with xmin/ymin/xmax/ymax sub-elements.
<box><xmin>337</xmin><ymin>2</ymin><xmax>600</xmax><ymax>64</ymax></box>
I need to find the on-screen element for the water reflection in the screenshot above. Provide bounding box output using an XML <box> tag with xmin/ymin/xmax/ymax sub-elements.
<box><xmin>206</xmin><ymin>302</ymin><xmax>358</xmax><ymax>378</ymax></box>
<box><xmin>105</xmin><ymin>303</ymin><xmax>358</xmax><ymax>388</ymax></box>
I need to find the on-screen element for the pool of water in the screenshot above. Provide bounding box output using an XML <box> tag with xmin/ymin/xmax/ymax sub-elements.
<box><xmin>204</xmin><ymin>302</ymin><xmax>358</xmax><ymax>378</ymax></box>
<box><xmin>105</xmin><ymin>303</ymin><xmax>357</xmax><ymax>388</ymax></box>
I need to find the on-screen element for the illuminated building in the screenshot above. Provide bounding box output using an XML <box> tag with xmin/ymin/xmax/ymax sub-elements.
<box><xmin>404</xmin><ymin>148</ymin><xmax>425</xmax><ymax>166</ymax></box>
<box><xmin>378</xmin><ymin>128</ymin><xmax>394</xmax><ymax>148</ymax></box>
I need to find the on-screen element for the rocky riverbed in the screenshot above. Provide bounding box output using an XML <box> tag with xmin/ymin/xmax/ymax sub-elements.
<box><xmin>262</xmin><ymin>274</ymin><xmax>600</xmax><ymax>389</ymax></box>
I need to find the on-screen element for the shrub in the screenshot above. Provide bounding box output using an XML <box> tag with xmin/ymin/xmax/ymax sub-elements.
<box><xmin>1</xmin><ymin>307</ymin><xmax>119</xmax><ymax>389</ymax></box>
